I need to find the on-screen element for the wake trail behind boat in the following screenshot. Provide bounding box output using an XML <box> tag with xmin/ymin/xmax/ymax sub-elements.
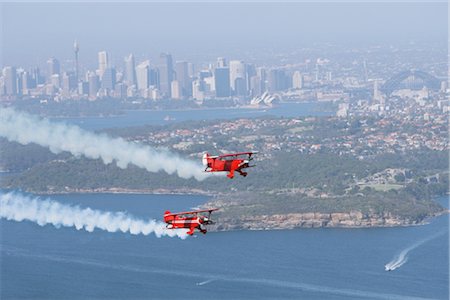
<box><xmin>384</xmin><ymin>230</ymin><xmax>446</xmax><ymax>271</ymax></box>
<box><xmin>196</xmin><ymin>279</ymin><xmax>217</xmax><ymax>286</ymax></box>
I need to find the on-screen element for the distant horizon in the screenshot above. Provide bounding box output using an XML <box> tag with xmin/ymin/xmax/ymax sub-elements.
<box><xmin>1</xmin><ymin>2</ymin><xmax>447</xmax><ymax>69</ymax></box>
<box><xmin>1</xmin><ymin>40</ymin><xmax>447</xmax><ymax>74</ymax></box>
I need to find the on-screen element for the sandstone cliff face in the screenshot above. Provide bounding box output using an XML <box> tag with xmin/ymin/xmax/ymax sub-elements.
<box><xmin>210</xmin><ymin>211</ymin><xmax>434</xmax><ymax>231</ymax></box>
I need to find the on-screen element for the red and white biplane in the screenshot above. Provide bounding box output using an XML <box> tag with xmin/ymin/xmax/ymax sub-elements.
<box><xmin>164</xmin><ymin>208</ymin><xmax>219</xmax><ymax>236</ymax></box>
<box><xmin>202</xmin><ymin>151</ymin><xmax>258</xmax><ymax>179</ymax></box>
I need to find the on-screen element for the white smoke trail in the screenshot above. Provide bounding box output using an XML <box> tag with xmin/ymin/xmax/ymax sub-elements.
<box><xmin>0</xmin><ymin>192</ymin><xmax>188</xmax><ymax>239</ymax></box>
<box><xmin>384</xmin><ymin>230</ymin><xmax>446</xmax><ymax>271</ymax></box>
<box><xmin>0</xmin><ymin>107</ymin><xmax>208</xmax><ymax>180</ymax></box>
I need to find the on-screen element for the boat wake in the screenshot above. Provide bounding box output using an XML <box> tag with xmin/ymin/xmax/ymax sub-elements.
<box><xmin>196</xmin><ymin>279</ymin><xmax>216</xmax><ymax>286</ymax></box>
<box><xmin>384</xmin><ymin>230</ymin><xmax>446</xmax><ymax>271</ymax></box>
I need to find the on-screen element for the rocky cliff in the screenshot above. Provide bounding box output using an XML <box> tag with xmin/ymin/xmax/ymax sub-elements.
<box><xmin>209</xmin><ymin>210</ymin><xmax>446</xmax><ymax>231</ymax></box>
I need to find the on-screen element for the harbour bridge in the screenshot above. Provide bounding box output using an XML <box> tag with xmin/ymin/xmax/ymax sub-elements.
<box><xmin>380</xmin><ymin>70</ymin><xmax>441</xmax><ymax>96</ymax></box>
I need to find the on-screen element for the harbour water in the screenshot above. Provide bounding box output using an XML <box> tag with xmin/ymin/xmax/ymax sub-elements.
<box><xmin>54</xmin><ymin>102</ymin><xmax>334</xmax><ymax>130</ymax></box>
<box><xmin>1</xmin><ymin>193</ymin><xmax>448</xmax><ymax>299</ymax></box>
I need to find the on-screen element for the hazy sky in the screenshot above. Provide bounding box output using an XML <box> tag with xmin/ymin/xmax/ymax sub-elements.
<box><xmin>1</xmin><ymin>1</ymin><xmax>447</xmax><ymax>68</ymax></box>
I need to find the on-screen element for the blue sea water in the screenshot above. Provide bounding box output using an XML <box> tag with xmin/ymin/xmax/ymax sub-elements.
<box><xmin>54</xmin><ymin>102</ymin><xmax>334</xmax><ymax>130</ymax></box>
<box><xmin>1</xmin><ymin>193</ymin><xmax>448</xmax><ymax>299</ymax></box>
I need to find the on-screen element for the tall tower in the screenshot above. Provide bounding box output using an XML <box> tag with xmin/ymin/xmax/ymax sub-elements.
<box><xmin>74</xmin><ymin>40</ymin><xmax>79</xmax><ymax>82</ymax></box>
<box><xmin>98</xmin><ymin>51</ymin><xmax>109</xmax><ymax>77</ymax></box>
<box><xmin>124</xmin><ymin>54</ymin><xmax>136</xmax><ymax>86</ymax></box>
<box><xmin>214</xmin><ymin>67</ymin><xmax>230</xmax><ymax>98</ymax></box>
<box><xmin>229</xmin><ymin>60</ymin><xmax>246</xmax><ymax>95</ymax></box>
<box><xmin>158</xmin><ymin>53</ymin><xmax>174</xmax><ymax>98</ymax></box>
<box><xmin>3</xmin><ymin>66</ymin><xmax>17</xmax><ymax>95</ymax></box>
<box><xmin>135</xmin><ymin>60</ymin><xmax>150</xmax><ymax>91</ymax></box>
<box><xmin>101</xmin><ymin>68</ymin><xmax>116</xmax><ymax>91</ymax></box>
<box><xmin>267</xmin><ymin>69</ymin><xmax>279</xmax><ymax>92</ymax></box>
<box><xmin>47</xmin><ymin>57</ymin><xmax>60</xmax><ymax>80</ymax></box>
<box><xmin>88</xmin><ymin>71</ymin><xmax>99</xmax><ymax>98</ymax></box>
<box><xmin>175</xmin><ymin>61</ymin><xmax>190</xmax><ymax>98</ymax></box>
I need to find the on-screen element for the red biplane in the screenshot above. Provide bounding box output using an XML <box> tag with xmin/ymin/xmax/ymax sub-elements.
<box><xmin>202</xmin><ymin>151</ymin><xmax>258</xmax><ymax>179</ymax></box>
<box><xmin>164</xmin><ymin>208</ymin><xmax>218</xmax><ymax>236</ymax></box>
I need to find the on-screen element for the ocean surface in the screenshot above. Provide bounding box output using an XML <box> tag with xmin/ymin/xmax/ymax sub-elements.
<box><xmin>1</xmin><ymin>193</ymin><xmax>448</xmax><ymax>300</ymax></box>
<box><xmin>53</xmin><ymin>102</ymin><xmax>334</xmax><ymax>130</ymax></box>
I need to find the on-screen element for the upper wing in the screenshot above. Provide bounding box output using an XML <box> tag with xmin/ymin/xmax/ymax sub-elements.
<box><xmin>164</xmin><ymin>208</ymin><xmax>219</xmax><ymax>217</ymax></box>
<box><xmin>193</xmin><ymin>208</ymin><xmax>219</xmax><ymax>214</ymax></box>
<box><xmin>218</xmin><ymin>151</ymin><xmax>259</xmax><ymax>159</ymax></box>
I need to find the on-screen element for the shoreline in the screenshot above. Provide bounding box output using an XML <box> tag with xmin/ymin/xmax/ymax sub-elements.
<box><xmin>209</xmin><ymin>210</ymin><xmax>448</xmax><ymax>232</ymax></box>
<box><xmin>29</xmin><ymin>187</ymin><xmax>215</xmax><ymax>197</ymax></box>
<box><xmin>12</xmin><ymin>100</ymin><xmax>330</xmax><ymax>120</ymax></box>
<box><xmin>6</xmin><ymin>187</ymin><xmax>446</xmax><ymax>230</ymax></box>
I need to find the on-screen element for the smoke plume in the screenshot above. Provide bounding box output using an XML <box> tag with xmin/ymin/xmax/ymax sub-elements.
<box><xmin>0</xmin><ymin>107</ymin><xmax>208</xmax><ymax>180</ymax></box>
<box><xmin>0</xmin><ymin>191</ymin><xmax>188</xmax><ymax>239</ymax></box>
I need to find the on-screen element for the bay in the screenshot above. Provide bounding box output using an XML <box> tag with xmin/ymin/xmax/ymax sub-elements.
<box><xmin>1</xmin><ymin>193</ymin><xmax>448</xmax><ymax>299</ymax></box>
<box><xmin>54</xmin><ymin>102</ymin><xmax>334</xmax><ymax>130</ymax></box>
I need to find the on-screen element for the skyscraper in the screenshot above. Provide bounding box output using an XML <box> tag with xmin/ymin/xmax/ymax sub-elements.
<box><xmin>171</xmin><ymin>80</ymin><xmax>181</xmax><ymax>100</ymax></box>
<box><xmin>3</xmin><ymin>66</ymin><xmax>17</xmax><ymax>95</ymax></box>
<box><xmin>78</xmin><ymin>81</ymin><xmax>89</xmax><ymax>96</ymax></box>
<box><xmin>21</xmin><ymin>71</ymin><xmax>30</xmax><ymax>95</ymax></box>
<box><xmin>217</xmin><ymin>57</ymin><xmax>227</xmax><ymax>68</ymax></box>
<box><xmin>47</xmin><ymin>57</ymin><xmax>60</xmax><ymax>79</ymax></box>
<box><xmin>30</xmin><ymin>67</ymin><xmax>43</xmax><ymax>86</ymax></box>
<box><xmin>74</xmin><ymin>40</ymin><xmax>79</xmax><ymax>82</ymax></box>
<box><xmin>229</xmin><ymin>60</ymin><xmax>246</xmax><ymax>95</ymax></box>
<box><xmin>50</xmin><ymin>74</ymin><xmax>60</xmax><ymax>89</ymax></box>
<box><xmin>187</xmin><ymin>63</ymin><xmax>195</xmax><ymax>78</ymax></box>
<box><xmin>175</xmin><ymin>61</ymin><xmax>190</xmax><ymax>98</ymax></box>
<box><xmin>267</xmin><ymin>69</ymin><xmax>278</xmax><ymax>93</ymax></box>
<box><xmin>136</xmin><ymin>60</ymin><xmax>150</xmax><ymax>91</ymax></box>
<box><xmin>88</xmin><ymin>72</ymin><xmax>99</xmax><ymax>98</ymax></box>
<box><xmin>192</xmin><ymin>79</ymin><xmax>204</xmax><ymax>101</ymax></box>
<box><xmin>149</xmin><ymin>68</ymin><xmax>158</xmax><ymax>87</ymax></box>
<box><xmin>234</xmin><ymin>78</ymin><xmax>246</xmax><ymax>96</ymax></box>
<box><xmin>246</xmin><ymin>64</ymin><xmax>256</xmax><ymax>92</ymax></box>
<box><xmin>124</xmin><ymin>54</ymin><xmax>136</xmax><ymax>86</ymax></box>
<box><xmin>101</xmin><ymin>67</ymin><xmax>116</xmax><ymax>90</ymax></box>
<box><xmin>249</xmin><ymin>75</ymin><xmax>262</xmax><ymax>97</ymax></box>
<box><xmin>268</xmin><ymin>69</ymin><xmax>289</xmax><ymax>92</ymax></box>
<box><xmin>214</xmin><ymin>67</ymin><xmax>230</xmax><ymax>98</ymax></box>
<box><xmin>98</xmin><ymin>51</ymin><xmax>109</xmax><ymax>77</ymax></box>
<box><xmin>16</xmin><ymin>69</ymin><xmax>24</xmax><ymax>96</ymax></box>
<box><xmin>256</xmin><ymin>67</ymin><xmax>267</xmax><ymax>92</ymax></box>
<box><xmin>158</xmin><ymin>53</ymin><xmax>174</xmax><ymax>98</ymax></box>
<box><xmin>62</xmin><ymin>72</ymin><xmax>77</xmax><ymax>93</ymax></box>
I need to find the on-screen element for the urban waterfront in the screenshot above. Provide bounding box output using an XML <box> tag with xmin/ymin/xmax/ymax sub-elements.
<box><xmin>54</xmin><ymin>102</ymin><xmax>333</xmax><ymax>130</ymax></box>
<box><xmin>1</xmin><ymin>2</ymin><xmax>448</xmax><ymax>299</ymax></box>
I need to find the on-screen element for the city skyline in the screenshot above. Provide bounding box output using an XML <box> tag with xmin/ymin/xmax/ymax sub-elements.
<box><xmin>1</xmin><ymin>43</ymin><xmax>446</xmax><ymax>103</ymax></box>
<box><xmin>1</xmin><ymin>2</ymin><xmax>447</xmax><ymax>68</ymax></box>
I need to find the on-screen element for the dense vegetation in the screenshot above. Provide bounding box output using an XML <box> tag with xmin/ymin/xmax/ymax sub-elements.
<box><xmin>3</xmin><ymin>146</ymin><xmax>446</xmax><ymax>193</ymax></box>
<box><xmin>1</xmin><ymin>114</ymin><xmax>448</xmax><ymax>224</ymax></box>
<box><xmin>210</xmin><ymin>190</ymin><xmax>444</xmax><ymax>221</ymax></box>
<box><xmin>2</xmin><ymin>142</ymin><xmax>447</xmax><ymax>217</ymax></box>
